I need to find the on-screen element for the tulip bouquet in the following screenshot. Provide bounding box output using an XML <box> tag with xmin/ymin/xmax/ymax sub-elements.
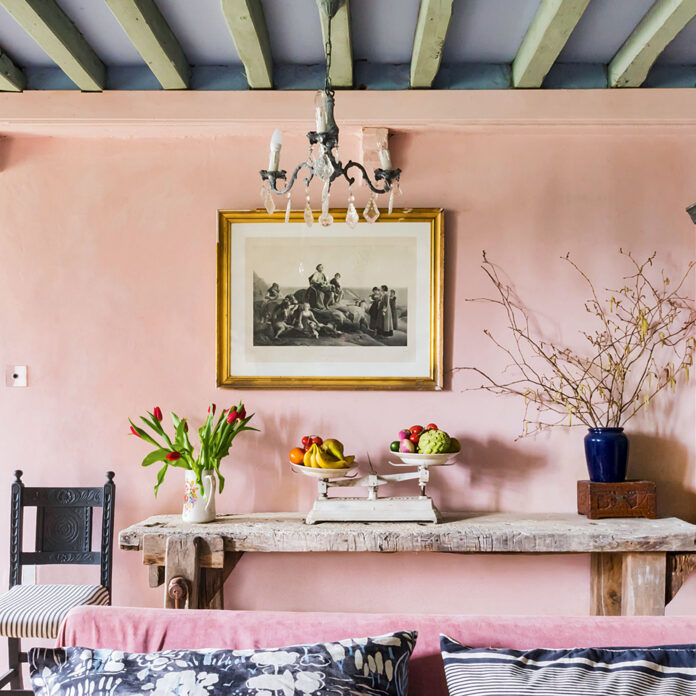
<box><xmin>129</xmin><ymin>402</ymin><xmax>257</xmax><ymax>496</ymax></box>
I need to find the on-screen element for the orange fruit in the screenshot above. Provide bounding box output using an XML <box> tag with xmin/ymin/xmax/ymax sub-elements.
<box><xmin>289</xmin><ymin>447</ymin><xmax>305</xmax><ymax>465</ymax></box>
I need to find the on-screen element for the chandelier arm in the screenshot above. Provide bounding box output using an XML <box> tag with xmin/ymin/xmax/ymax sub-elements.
<box><xmin>264</xmin><ymin>161</ymin><xmax>314</xmax><ymax>195</ymax></box>
<box><xmin>342</xmin><ymin>161</ymin><xmax>393</xmax><ymax>194</ymax></box>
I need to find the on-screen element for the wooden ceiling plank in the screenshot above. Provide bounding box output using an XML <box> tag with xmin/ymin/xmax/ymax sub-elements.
<box><xmin>609</xmin><ymin>0</ymin><xmax>696</xmax><ymax>88</ymax></box>
<box><xmin>0</xmin><ymin>51</ymin><xmax>25</xmax><ymax>91</ymax></box>
<box><xmin>220</xmin><ymin>0</ymin><xmax>272</xmax><ymax>89</ymax></box>
<box><xmin>410</xmin><ymin>0</ymin><xmax>455</xmax><ymax>88</ymax></box>
<box><xmin>316</xmin><ymin>0</ymin><xmax>352</xmax><ymax>88</ymax></box>
<box><xmin>0</xmin><ymin>0</ymin><xmax>104</xmax><ymax>91</ymax></box>
<box><xmin>104</xmin><ymin>0</ymin><xmax>189</xmax><ymax>90</ymax></box>
<box><xmin>512</xmin><ymin>0</ymin><xmax>591</xmax><ymax>88</ymax></box>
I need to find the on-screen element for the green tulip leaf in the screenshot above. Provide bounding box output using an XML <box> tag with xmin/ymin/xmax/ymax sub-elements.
<box><xmin>174</xmin><ymin>418</ymin><xmax>189</xmax><ymax>451</ymax></box>
<box><xmin>143</xmin><ymin>413</ymin><xmax>166</xmax><ymax>437</ymax></box>
<box><xmin>153</xmin><ymin>462</ymin><xmax>169</xmax><ymax>497</ymax></box>
<box><xmin>141</xmin><ymin>449</ymin><xmax>170</xmax><ymax>467</ymax></box>
<box><xmin>181</xmin><ymin>425</ymin><xmax>194</xmax><ymax>453</ymax></box>
<box><xmin>212</xmin><ymin>459</ymin><xmax>225</xmax><ymax>494</ymax></box>
<box><xmin>129</xmin><ymin>419</ymin><xmax>160</xmax><ymax>447</ymax></box>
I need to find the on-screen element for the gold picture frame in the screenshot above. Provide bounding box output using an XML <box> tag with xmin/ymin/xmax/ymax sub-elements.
<box><xmin>217</xmin><ymin>208</ymin><xmax>444</xmax><ymax>390</ymax></box>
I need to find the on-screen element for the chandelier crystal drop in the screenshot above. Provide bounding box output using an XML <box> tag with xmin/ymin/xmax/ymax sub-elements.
<box><xmin>363</xmin><ymin>192</ymin><xmax>380</xmax><ymax>224</ymax></box>
<box><xmin>261</xmin><ymin>179</ymin><xmax>275</xmax><ymax>216</ymax></box>
<box><xmin>319</xmin><ymin>182</ymin><xmax>333</xmax><ymax>227</ymax></box>
<box><xmin>259</xmin><ymin>3</ymin><xmax>401</xmax><ymax>227</ymax></box>
<box><xmin>346</xmin><ymin>185</ymin><xmax>359</xmax><ymax>229</ymax></box>
<box><xmin>303</xmin><ymin>186</ymin><xmax>313</xmax><ymax>227</ymax></box>
<box><xmin>314</xmin><ymin>147</ymin><xmax>335</xmax><ymax>183</ymax></box>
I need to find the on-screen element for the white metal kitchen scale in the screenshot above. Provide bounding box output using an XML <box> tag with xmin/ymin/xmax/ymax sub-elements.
<box><xmin>292</xmin><ymin>452</ymin><xmax>457</xmax><ymax>524</ymax></box>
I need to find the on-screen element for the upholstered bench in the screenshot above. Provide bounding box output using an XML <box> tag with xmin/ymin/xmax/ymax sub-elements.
<box><xmin>49</xmin><ymin>606</ymin><xmax>696</xmax><ymax>696</ymax></box>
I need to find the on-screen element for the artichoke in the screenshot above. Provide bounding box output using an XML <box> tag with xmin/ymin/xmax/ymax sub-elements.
<box><xmin>418</xmin><ymin>429</ymin><xmax>451</xmax><ymax>454</ymax></box>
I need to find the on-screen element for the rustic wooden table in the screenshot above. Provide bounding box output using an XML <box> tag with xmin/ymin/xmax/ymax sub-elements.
<box><xmin>119</xmin><ymin>512</ymin><xmax>696</xmax><ymax>615</ymax></box>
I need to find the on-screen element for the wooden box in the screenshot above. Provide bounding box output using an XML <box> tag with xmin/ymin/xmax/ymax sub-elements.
<box><xmin>577</xmin><ymin>480</ymin><xmax>656</xmax><ymax>520</ymax></box>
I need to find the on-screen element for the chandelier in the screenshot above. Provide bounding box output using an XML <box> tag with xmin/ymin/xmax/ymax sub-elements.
<box><xmin>260</xmin><ymin>0</ymin><xmax>401</xmax><ymax>228</ymax></box>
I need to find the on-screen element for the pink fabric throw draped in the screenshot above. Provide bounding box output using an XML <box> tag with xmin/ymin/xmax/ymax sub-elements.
<box><xmin>57</xmin><ymin>607</ymin><xmax>696</xmax><ymax>696</ymax></box>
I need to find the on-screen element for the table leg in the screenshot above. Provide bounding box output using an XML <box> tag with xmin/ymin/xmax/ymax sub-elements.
<box><xmin>666</xmin><ymin>552</ymin><xmax>696</xmax><ymax>605</ymax></box>
<box><xmin>149</xmin><ymin>565</ymin><xmax>164</xmax><ymax>588</ymax></box>
<box><xmin>164</xmin><ymin>535</ymin><xmax>201</xmax><ymax>609</ymax></box>
<box><xmin>590</xmin><ymin>552</ymin><xmax>623</xmax><ymax>616</ymax></box>
<box><xmin>199</xmin><ymin>551</ymin><xmax>244</xmax><ymax>609</ymax></box>
<box><xmin>201</xmin><ymin>569</ymin><xmax>224</xmax><ymax>610</ymax></box>
<box><xmin>621</xmin><ymin>552</ymin><xmax>666</xmax><ymax>616</ymax></box>
<box><xmin>591</xmin><ymin>552</ymin><xmax>666</xmax><ymax>616</ymax></box>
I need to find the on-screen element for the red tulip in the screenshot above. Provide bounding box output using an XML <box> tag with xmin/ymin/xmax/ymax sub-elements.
<box><xmin>130</xmin><ymin>426</ymin><xmax>141</xmax><ymax>438</ymax></box>
<box><xmin>226</xmin><ymin>410</ymin><xmax>238</xmax><ymax>423</ymax></box>
<box><xmin>238</xmin><ymin>406</ymin><xmax>246</xmax><ymax>420</ymax></box>
<box><xmin>183</xmin><ymin>421</ymin><xmax>189</xmax><ymax>432</ymax></box>
<box><xmin>153</xmin><ymin>407</ymin><xmax>163</xmax><ymax>422</ymax></box>
<box><xmin>166</xmin><ymin>451</ymin><xmax>181</xmax><ymax>461</ymax></box>
<box><xmin>208</xmin><ymin>403</ymin><xmax>216</xmax><ymax>415</ymax></box>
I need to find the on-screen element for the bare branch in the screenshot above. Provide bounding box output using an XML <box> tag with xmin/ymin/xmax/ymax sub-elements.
<box><xmin>454</xmin><ymin>251</ymin><xmax>696</xmax><ymax>437</ymax></box>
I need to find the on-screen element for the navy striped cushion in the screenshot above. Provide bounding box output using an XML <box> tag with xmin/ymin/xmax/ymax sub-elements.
<box><xmin>441</xmin><ymin>635</ymin><xmax>696</xmax><ymax>695</ymax></box>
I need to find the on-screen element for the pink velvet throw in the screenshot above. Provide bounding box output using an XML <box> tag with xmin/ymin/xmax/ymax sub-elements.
<box><xmin>58</xmin><ymin>607</ymin><xmax>696</xmax><ymax>696</ymax></box>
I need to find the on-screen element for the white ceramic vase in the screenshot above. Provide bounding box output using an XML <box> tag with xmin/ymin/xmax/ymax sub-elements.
<box><xmin>182</xmin><ymin>469</ymin><xmax>216</xmax><ymax>523</ymax></box>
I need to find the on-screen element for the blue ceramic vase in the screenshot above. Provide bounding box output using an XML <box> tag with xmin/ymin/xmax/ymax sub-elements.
<box><xmin>583</xmin><ymin>427</ymin><xmax>629</xmax><ymax>482</ymax></box>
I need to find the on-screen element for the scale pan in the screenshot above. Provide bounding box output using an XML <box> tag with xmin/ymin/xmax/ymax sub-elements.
<box><xmin>291</xmin><ymin>462</ymin><xmax>357</xmax><ymax>479</ymax></box>
<box><xmin>389</xmin><ymin>452</ymin><xmax>457</xmax><ymax>467</ymax></box>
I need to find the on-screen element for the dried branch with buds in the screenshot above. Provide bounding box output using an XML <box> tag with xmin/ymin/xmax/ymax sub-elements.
<box><xmin>454</xmin><ymin>251</ymin><xmax>696</xmax><ymax>437</ymax></box>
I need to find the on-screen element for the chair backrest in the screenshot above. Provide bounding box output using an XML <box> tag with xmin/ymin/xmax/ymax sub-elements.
<box><xmin>9</xmin><ymin>470</ymin><xmax>116</xmax><ymax>597</ymax></box>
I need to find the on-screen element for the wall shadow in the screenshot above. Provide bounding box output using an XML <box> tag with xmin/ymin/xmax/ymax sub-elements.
<box><xmin>628</xmin><ymin>433</ymin><xmax>696</xmax><ymax>522</ymax></box>
<box><xmin>0</xmin><ymin>136</ymin><xmax>9</xmax><ymax>172</ymax></box>
<box><xmin>428</xmin><ymin>435</ymin><xmax>547</xmax><ymax>512</ymax></box>
<box><xmin>242</xmin><ymin>408</ymin><xmax>307</xmax><ymax>513</ymax></box>
<box><xmin>245</xmin><ymin>408</ymin><xmax>365</xmax><ymax>512</ymax></box>
<box><xmin>442</xmin><ymin>210</ymin><xmax>458</xmax><ymax>391</ymax></box>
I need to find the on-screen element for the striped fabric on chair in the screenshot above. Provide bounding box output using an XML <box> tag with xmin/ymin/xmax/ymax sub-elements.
<box><xmin>0</xmin><ymin>585</ymin><xmax>109</xmax><ymax>639</ymax></box>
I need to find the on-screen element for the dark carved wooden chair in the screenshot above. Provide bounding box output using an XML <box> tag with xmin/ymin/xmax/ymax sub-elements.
<box><xmin>0</xmin><ymin>470</ymin><xmax>115</xmax><ymax>696</ymax></box>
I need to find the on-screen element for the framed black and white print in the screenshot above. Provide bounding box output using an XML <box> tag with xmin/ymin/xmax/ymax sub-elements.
<box><xmin>216</xmin><ymin>208</ymin><xmax>444</xmax><ymax>390</ymax></box>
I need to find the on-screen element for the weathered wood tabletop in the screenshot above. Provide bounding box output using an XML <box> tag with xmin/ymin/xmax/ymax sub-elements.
<box><xmin>119</xmin><ymin>512</ymin><xmax>696</xmax><ymax>615</ymax></box>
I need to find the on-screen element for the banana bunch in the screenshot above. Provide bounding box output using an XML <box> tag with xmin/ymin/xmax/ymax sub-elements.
<box><xmin>304</xmin><ymin>439</ymin><xmax>355</xmax><ymax>469</ymax></box>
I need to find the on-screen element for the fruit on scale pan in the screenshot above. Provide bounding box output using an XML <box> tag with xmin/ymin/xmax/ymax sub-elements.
<box><xmin>289</xmin><ymin>437</ymin><xmax>355</xmax><ymax>469</ymax></box>
<box><xmin>418</xmin><ymin>429</ymin><xmax>452</xmax><ymax>454</ymax></box>
<box><xmin>305</xmin><ymin>443</ymin><xmax>356</xmax><ymax>469</ymax></box>
<box><xmin>390</xmin><ymin>423</ymin><xmax>461</xmax><ymax>454</ymax></box>
<box><xmin>288</xmin><ymin>447</ymin><xmax>305</xmax><ymax>464</ymax></box>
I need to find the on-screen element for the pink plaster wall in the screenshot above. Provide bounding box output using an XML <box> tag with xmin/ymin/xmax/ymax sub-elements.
<box><xmin>1</xmin><ymin>91</ymin><xmax>695</xmax><ymax>619</ymax></box>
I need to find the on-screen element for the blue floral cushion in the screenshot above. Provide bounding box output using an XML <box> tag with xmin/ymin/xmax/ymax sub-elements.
<box><xmin>29</xmin><ymin>630</ymin><xmax>416</xmax><ymax>696</ymax></box>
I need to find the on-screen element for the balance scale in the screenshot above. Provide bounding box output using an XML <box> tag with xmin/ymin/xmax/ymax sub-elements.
<box><xmin>292</xmin><ymin>452</ymin><xmax>456</xmax><ymax>524</ymax></box>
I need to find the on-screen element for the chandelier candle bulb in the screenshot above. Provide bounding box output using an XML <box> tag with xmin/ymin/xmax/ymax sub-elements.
<box><xmin>314</xmin><ymin>90</ymin><xmax>328</xmax><ymax>132</ymax></box>
<box><xmin>268</xmin><ymin>129</ymin><xmax>282</xmax><ymax>171</ymax></box>
<box><xmin>378</xmin><ymin>146</ymin><xmax>393</xmax><ymax>170</ymax></box>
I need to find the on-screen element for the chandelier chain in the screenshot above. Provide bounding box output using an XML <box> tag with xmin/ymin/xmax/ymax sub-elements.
<box><xmin>325</xmin><ymin>13</ymin><xmax>334</xmax><ymax>96</ymax></box>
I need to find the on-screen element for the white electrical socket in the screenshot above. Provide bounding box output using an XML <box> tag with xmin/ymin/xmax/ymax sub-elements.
<box><xmin>5</xmin><ymin>365</ymin><xmax>27</xmax><ymax>387</ymax></box>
